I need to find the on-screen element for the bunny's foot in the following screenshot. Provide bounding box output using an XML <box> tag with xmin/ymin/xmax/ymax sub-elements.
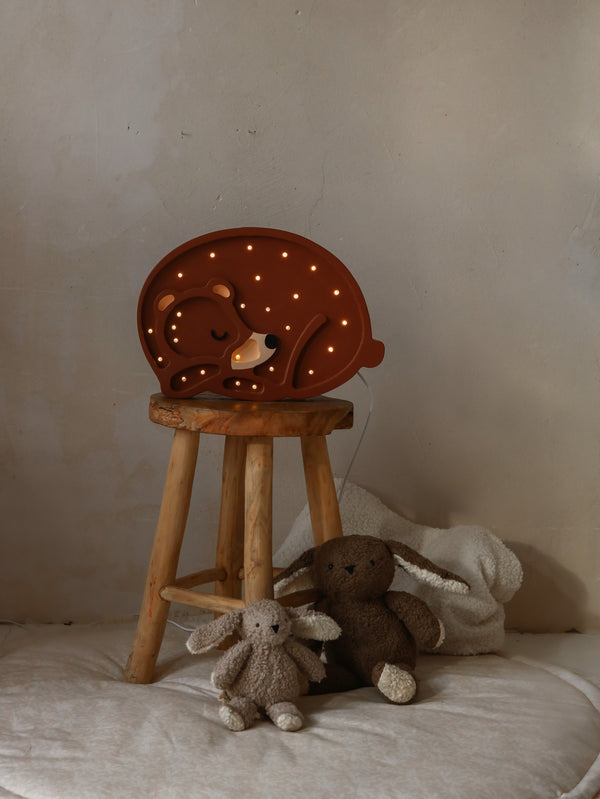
<box><xmin>372</xmin><ymin>662</ymin><xmax>416</xmax><ymax>704</ymax></box>
<box><xmin>219</xmin><ymin>696</ymin><xmax>258</xmax><ymax>731</ymax></box>
<box><xmin>266</xmin><ymin>701</ymin><xmax>304</xmax><ymax>731</ymax></box>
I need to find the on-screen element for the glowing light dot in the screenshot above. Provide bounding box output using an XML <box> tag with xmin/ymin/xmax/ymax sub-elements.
<box><xmin>252</xmin><ymin>384</ymin><xmax>258</xmax><ymax>390</ymax></box>
<box><xmin>200</xmin><ymin>369</ymin><xmax>206</xmax><ymax>375</ymax></box>
<box><xmin>269</xmin><ymin>366</ymin><xmax>275</xmax><ymax>372</ymax></box>
<box><xmin>265</xmin><ymin>306</ymin><xmax>271</xmax><ymax>312</ymax></box>
<box><xmin>310</xmin><ymin>265</ymin><xmax>317</xmax><ymax>271</ymax></box>
<box><xmin>240</xmin><ymin>303</ymin><xmax>246</xmax><ymax>309</ymax></box>
<box><xmin>308</xmin><ymin>369</ymin><xmax>314</xmax><ymax>375</ymax></box>
<box><xmin>282</xmin><ymin>251</ymin><xmax>288</xmax><ymax>258</ymax></box>
<box><xmin>285</xmin><ymin>325</ymin><xmax>291</xmax><ymax>331</ymax></box>
<box><xmin>171</xmin><ymin>324</ymin><xmax>177</xmax><ymax>330</ymax></box>
<box><xmin>328</xmin><ymin>346</ymin><xmax>334</xmax><ymax>353</ymax></box>
<box><xmin>235</xmin><ymin>354</ymin><xmax>241</xmax><ymax>361</ymax></box>
<box><xmin>157</xmin><ymin>356</ymin><xmax>164</xmax><ymax>363</ymax></box>
<box><xmin>247</xmin><ymin>244</ymin><xmax>253</xmax><ymax>251</ymax></box>
<box><xmin>255</xmin><ymin>275</ymin><xmax>261</xmax><ymax>281</ymax></box>
<box><xmin>209</xmin><ymin>252</ymin><xmax>216</xmax><ymax>258</ymax></box>
<box><xmin>176</xmin><ymin>311</ymin><xmax>182</xmax><ymax>317</ymax></box>
<box><xmin>342</xmin><ymin>319</ymin><xmax>348</xmax><ymax>326</ymax></box>
<box><xmin>181</xmin><ymin>376</ymin><xmax>187</xmax><ymax>382</ymax></box>
<box><xmin>333</xmin><ymin>289</ymin><xmax>340</xmax><ymax>296</ymax></box>
<box><xmin>292</xmin><ymin>293</ymin><xmax>299</xmax><ymax>300</ymax></box>
<box><xmin>177</xmin><ymin>272</ymin><xmax>183</xmax><ymax>278</ymax></box>
<box><xmin>173</xmin><ymin>337</ymin><xmax>179</xmax><ymax>343</ymax></box>
<box><xmin>235</xmin><ymin>380</ymin><xmax>241</xmax><ymax>387</ymax></box>
<box><xmin>147</xmin><ymin>328</ymin><xmax>153</xmax><ymax>334</ymax></box>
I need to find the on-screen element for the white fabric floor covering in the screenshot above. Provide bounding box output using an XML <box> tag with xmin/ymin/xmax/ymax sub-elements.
<box><xmin>0</xmin><ymin>621</ymin><xmax>599</xmax><ymax>799</ymax></box>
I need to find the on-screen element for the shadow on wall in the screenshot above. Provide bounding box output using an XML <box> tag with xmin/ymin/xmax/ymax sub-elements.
<box><xmin>503</xmin><ymin>542</ymin><xmax>590</xmax><ymax>633</ymax></box>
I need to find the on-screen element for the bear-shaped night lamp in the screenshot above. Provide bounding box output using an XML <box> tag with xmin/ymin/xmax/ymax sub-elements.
<box><xmin>138</xmin><ymin>227</ymin><xmax>384</xmax><ymax>401</ymax></box>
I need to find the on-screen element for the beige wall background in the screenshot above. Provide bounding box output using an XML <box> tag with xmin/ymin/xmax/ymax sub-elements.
<box><xmin>2</xmin><ymin>0</ymin><xmax>599</xmax><ymax>631</ymax></box>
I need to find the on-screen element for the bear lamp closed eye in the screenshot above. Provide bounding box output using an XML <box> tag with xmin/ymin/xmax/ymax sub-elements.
<box><xmin>138</xmin><ymin>227</ymin><xmax>384</xmax><ymax>400</ymax></box>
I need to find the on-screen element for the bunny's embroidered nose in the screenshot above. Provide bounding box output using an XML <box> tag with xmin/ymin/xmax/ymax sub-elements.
<box><xmin>344</xmin><ymin>565</ymin><xmax>356</xmax><ymax>575</ymax></box>
<box><xmin>271</xmin><ymin>624</ymin><xmax>279</xmax><ymax>633</ymax></box>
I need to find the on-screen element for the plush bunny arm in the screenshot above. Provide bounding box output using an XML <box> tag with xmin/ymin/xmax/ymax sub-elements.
<box><xmin>211</xmin><ymin>639</ymin><xmax>253</xmax><ymax>691</ymax></box>
<box><xmin>283</xmin><ymin>638</ymin><xmax>326</xmax><ymax>683</ymax></box>
<box><xmin>385</xmin><ymin>591</ymin><xmax>444</xmax><ymax>650</ymax></box>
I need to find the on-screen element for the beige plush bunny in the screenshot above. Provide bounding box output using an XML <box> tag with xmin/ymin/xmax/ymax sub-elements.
<box><xmin>186</xmin><ymin>599</ymin><xmax>341</xmax><ymax>731</ymax></box>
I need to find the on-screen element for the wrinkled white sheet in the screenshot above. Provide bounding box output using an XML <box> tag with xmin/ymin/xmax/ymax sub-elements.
<box><xmin>0</xmin><ymin>621</ymin><xmax>599</xmax><ymax>799</ymax></box>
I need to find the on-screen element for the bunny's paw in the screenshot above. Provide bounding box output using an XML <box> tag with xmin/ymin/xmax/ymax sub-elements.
<box><xmin>219</xmin><ymin>704</ymin><xmax>247</xmax><ymax>731</ymax></box>
<box><xmin>373</xmin><ymin>662</ymin><xmax>416</xmax><ymax>704</ymax></box>
<box><xmin>218</xmin><ymin>697</ymin><xmax>258</xmax><ymax>731</ymax></box>
<box><xmin>267</xmin><ymin>702</ymin><xmax>304</xmax><ymax>731</ymax></box>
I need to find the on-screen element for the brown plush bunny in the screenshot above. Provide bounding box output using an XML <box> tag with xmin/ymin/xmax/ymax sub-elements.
<box><xmin>186</xmin><ymin>599</ymin><xmax>341</xmax><ymax>731</ymax></box>
<box><xmin>274</xmin><ymin>535</ymin><xmax>469</xmax><ymax>704</ymax></box>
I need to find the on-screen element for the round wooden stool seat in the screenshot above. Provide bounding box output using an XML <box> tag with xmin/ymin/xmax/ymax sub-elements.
<box><xmin>149</xmin><ymin>393</ymin><xmax>354</xmax><ymax>437</ymax></box>
<box><xmin>125</xmin><ymin>393</ymin><xmax>353</xmax><ymax>684</ymax></box>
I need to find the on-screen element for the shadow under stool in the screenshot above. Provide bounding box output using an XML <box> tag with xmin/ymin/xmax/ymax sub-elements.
<box><xmin>124</xmin><ymin>392</ymin><xmax>353</xmax><ymax>684</ymax></box>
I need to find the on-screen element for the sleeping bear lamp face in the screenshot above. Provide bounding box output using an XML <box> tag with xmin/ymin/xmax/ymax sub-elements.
<box><xmin>138</xmin><ymin>227</ymin><xmax>385</xmax><ymax>401</ymax></box>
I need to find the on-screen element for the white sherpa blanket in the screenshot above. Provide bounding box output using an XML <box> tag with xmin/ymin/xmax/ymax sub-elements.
<box><xmin>274</xmin><ymin>481</ymin><xmax>523</xmax><ymax>656</ymax></box>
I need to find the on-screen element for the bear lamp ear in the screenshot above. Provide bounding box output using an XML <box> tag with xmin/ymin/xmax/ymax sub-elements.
<box><xmin>386</xmin><ymin>540</ymin><xmax>470</xmax><ymax>594</ymax></box>
<box><xmin>211</xmin><ymin>283</ymin><xmax>231</xmax><ymax>299</ymax></box>
<box><xmin>186</xmin><ymin>609</ymin><xmax>243</xmax><ymax>654</ymax></box>
<box><xmin>157</xmin><ymin>293</ymin><xmax>175</xmax><ymax>311</ymax></box>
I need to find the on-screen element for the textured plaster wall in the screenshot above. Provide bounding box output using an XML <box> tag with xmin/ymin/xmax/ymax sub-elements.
<box><xmin>1</xmin><ymin>0</ymin><xmax>600</xmax><ymax>630</ymax></box>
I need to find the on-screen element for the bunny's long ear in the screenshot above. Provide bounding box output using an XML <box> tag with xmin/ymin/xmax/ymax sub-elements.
<box><xmin>186</xmin><ymin>610</ymin><xmax>243</xmax><ymax>654</ymax></box>
<box><xmin>386</xmin><ymin>540</ymin><xmax>470</xmax><ymax>594</ymax></box>
<box><xmin>288</xmin><ymin>608</ymin><xmax>341</xmax><ymax>642</ymax></box>
<box><xmin>273</xmin><ymin>548</ymin><xmax>317</xmax><ymax>597</ymax></box>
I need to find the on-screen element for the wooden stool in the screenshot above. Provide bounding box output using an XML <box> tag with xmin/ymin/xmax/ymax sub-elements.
<box><xmin>124</xmin><ymin>392</ymin><xmax>353</xmax><ymax>684</ymax></box>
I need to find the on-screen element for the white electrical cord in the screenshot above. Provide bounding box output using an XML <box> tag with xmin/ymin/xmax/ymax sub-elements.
<box><xmin>336</xmin><ymin>370</ymin><xmax>374</xmax><ymax>504</ymax></box>
<box><xmin>0</xmin><ymin>619</ymin><xmax>28</xmax><ymax>629</ymax></box>
<box><xmin>166</xmin><ymin>618</ymin><xmax>197</xmax><ymax>632</ymax></box>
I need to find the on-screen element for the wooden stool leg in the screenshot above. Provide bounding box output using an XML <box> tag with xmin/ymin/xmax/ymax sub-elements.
<box><xmin>301</xmin><ymin>435</ymin><xmax>344</xmax><ymax>546</ymax></box>
<box><xmin>214</xmin><ymin>436</ymin><xmax>246</xmax><ymax>603</ymax></box>
<box><xmin>124</xmin><ymin>428</ymin><xmax>200</xmax><ymax>684</ymax></box>
<box><xmin>244</xmin><ymin>436</ymin><xmax>274</xmax><ymax>603</ymax></box>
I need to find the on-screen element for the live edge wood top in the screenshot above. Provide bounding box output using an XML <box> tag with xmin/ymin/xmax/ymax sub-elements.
<box><xmin>148</xmin><ymin>393</ymin><xmax>354</xmax><ymax>437</ymax></box>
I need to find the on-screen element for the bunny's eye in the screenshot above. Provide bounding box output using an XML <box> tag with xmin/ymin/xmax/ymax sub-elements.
<box><xmin>370</xmin><ymin>559</ymin><xmax>375</xmax><ymax>566</ymax></box>
<box><xmin>255</xmin><ymin>623</ymin><xmax>260</xmax><ymax>628</ymax></box>
<box><xmin>328</xmin><ymin>563</ymin><xmax>334</xmax><ymax>570</ymax></box>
